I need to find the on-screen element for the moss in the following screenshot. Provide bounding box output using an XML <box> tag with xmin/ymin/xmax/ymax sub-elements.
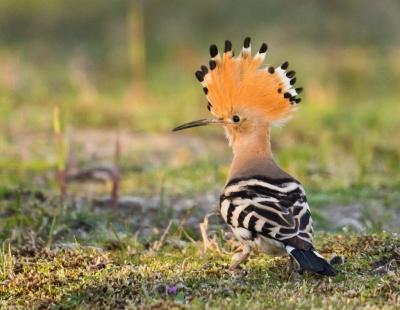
<box><xmin>1</xmin><ymin>232</ymin><xmax>399</xmax><ymax>309</ymax></box>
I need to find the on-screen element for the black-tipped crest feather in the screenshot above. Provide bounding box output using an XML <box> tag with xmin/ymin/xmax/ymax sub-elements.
<box><xmin>259</xmin><ymin>43</ymin><xmax>268</xmax><ymax>54</ymax></box>
<box><xmin>224</xmin><ymin>40</ymin><xmax>232</xmax><ymax>52</ymax></box>
<box><xmin>243</xmin><ymin>37</ymin><xmax>251</xmax><ymax>48</ymax></box>
<box><xmin>209</xmin><ymin>60</ymin><xmax>216</xmax><ymax>70</ymax></box>
<box><xmin>286</xmin><ymin>70</ymin><xmax>296</xmax><ymax>78</ymax></box>
<box><xmin>201</xmin><ymin>65</ymin><xmax>208</xmax><ymax>76</ymax></box>
<box><xmin>195</xmin><ymin>71</ymin><xmax>203</xmax><ymax>82</ymax></box>
<box><xmin>210</xmin><ymin>45</ymin><xmax>218</xmax><ymax>58</ymax></box>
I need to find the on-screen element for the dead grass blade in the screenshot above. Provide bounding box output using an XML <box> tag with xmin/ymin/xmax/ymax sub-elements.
<box><xmin>153</xmin><ymin>220</ymin><xmax>173</xmax><ymax>251</ymax></box>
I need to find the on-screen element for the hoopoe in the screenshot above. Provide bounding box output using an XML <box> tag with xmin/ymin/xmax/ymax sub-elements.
<box><xmin>173</xmin><ymin>37</ymin><xmax>337</xmax><ymax>276</ymax></box>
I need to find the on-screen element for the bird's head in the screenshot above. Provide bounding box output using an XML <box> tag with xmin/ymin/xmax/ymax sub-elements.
<box><xmin>173</xmin><ymin>37</ymin><xmax>303</xmax><ymax>146</ymax></box>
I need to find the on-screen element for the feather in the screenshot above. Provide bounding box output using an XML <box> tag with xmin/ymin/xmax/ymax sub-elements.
<box><xmin>180</xmin><ymin>37</ymin><xmax>335</xmax><ymax>276</ymax></box>
<box><xmin>221</xmin><ymin>175</ymin><xmax>336</xmax><ymax>276</ymax></box>
<box><xmin>221</xmin><ymin>176</ymin><xmax>313</xmax><ymax>248</ymax></box>
<box><xmin>286</xmin><ymin>246</ymin><xmax>337</xmax><ymax>276</ymax></box>
<box><xmin>196</xmin><ymin>37</ymin><xmax>302</xmax><ymax>124</ymax></box>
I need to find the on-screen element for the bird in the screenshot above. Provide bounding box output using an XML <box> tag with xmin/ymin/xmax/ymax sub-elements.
<box><xmin>173</xmin><ymin>37</ymin><xmax>337</xmax><ymax>276</ymax></box>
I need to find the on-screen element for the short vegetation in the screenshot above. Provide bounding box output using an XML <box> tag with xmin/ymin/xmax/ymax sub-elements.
<box><xmin>1</xmin><ymin>1</ymin><xmax>400</xmax><ymax>309</ymax></box>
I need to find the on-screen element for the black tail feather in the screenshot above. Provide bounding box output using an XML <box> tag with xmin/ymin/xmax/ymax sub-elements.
<box><xmin>317</xmin><ymin>256</ymin><xmax>338</xmax><ymax>276</ymax></box>
<box><xmin>286</xmin><ymin>246</ymin><xmax>337</xmax><ymax>276</ymax></box>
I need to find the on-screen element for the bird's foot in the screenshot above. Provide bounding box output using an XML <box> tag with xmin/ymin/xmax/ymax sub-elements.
<box><xmin>286</xmin><ymin>256</ymin><xmax>294</xmax><ymax>274</ymax></box>
<box><xmin>286</xmin><ymin>256</ymin><xmax>304</xmax><ymax>277</ymax></box>
<box><xmin>228</xmin><ymin>252</ymin><xmax>250</xmax><ymax>271</ymax></box>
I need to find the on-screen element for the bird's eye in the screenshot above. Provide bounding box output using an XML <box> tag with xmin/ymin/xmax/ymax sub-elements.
<box><xmin>232</xmin><ymin>115</ymin><xmax>240</xmax><ymax>123</ymax></box>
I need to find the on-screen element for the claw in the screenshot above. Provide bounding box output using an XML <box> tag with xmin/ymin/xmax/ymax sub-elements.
<box><xmin>228</xmin><ymin>245</ymin><xmax>251</xmax><ymax>271</ymax></box>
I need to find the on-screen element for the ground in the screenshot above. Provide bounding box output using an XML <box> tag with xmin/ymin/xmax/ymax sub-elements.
<box><xmin>1</xmin><ymin>228</ymin><xmax>400</xmax><ymax>309</ymax></box>
<box><xmin>1</xmin><ymin>1</ymin><xmax>400</xmax><ymax>308</ymax></box>
<box><xmin>1</xmin><ymin>130</ymin><xmax>400</xmax><ymax>309</ymax></box>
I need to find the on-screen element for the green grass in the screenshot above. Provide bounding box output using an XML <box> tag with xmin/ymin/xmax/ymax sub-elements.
<box><xmin>1</xmin><ymin>227</ymin><xmax>400</xmax><ymax>309</ymax></box>
<box><xmin>1</xmin><ymin>87</ymin><xmax>400</xmax><ymax>307</ymax></box>
<box><xmin>1</xmin><ymin>3</ymin><xmax>400</xmax><ymax>307</ymax></box>
<box><xmin>1</xmin><ymin>186</ymin><xmax>400</xmax><ymax>308</ymax></box>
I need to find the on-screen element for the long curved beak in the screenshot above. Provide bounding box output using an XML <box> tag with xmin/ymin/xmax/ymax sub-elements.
<box><xmin>172</xmin><ymin>118</ymin><xmax>227</xmax><ymax>131</ymax></box>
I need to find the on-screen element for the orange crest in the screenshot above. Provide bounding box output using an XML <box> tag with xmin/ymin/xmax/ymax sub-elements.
<box><xmin>195</xmin><ymin>37</ymin><xmax>303</xmax><ymax>124</ymax></box>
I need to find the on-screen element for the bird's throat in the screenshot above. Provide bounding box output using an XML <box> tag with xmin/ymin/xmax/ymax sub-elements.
<box><xmin>227</xmin><ymin>128</ymin><xmax>290</xmax><ymax>182</ymax></box>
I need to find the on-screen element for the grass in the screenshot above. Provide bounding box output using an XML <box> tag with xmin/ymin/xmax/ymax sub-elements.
<box><xmin>1</xmin><ymin>183</ymin><xmax>400</xmax><ymax>309</ymax></box>
<box><xmin>1</xmin><ymin>5</ymin><xmax>400</xmax><ymax>307</ymax></box>
<box><xmin>1</xmin><ymin>224</ymin><xmax>400</xmax><ymax>309</ymax></box>
<box><xmin>1</xmin><ymin>92</ymin><xmax>400</xmax><ymax>308</ymax></box>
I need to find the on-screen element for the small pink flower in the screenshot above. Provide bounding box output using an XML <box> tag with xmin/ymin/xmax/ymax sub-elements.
<box><xmin>168</xmin><ymin>286</ymin><xmax>177</xmax><ymax>294</ymax></box>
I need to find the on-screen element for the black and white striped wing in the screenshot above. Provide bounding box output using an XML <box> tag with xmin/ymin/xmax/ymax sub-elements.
<box><xmin>220</xmin><ymin>177</ymin><xmax>314</xmax><ymax>250</ymax></box>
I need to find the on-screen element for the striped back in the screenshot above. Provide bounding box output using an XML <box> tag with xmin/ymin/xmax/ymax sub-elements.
<box><xmin>220</xmin><ymin>176</ymin><xmax>314</xmax><ymax>245</ymax></box>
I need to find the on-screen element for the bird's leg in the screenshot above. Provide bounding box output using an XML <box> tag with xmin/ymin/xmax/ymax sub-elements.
<box><xmin>287</xmin><ymin>255</ymin><xmax>304</xmax><ymax>275</ymax></box>
<box><xmin>287</xmin><ymin>255</ymin><xmax>294</xmax><ymax>274</ymax></box>
<box><xmin>228</xmin><ymin>244</ymin><xmax>250</xmax><ymax>271</ymax></box>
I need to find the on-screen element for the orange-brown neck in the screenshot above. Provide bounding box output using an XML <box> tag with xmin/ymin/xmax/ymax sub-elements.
<box><xmin>227</xmin><ymin>124</ymin><xmax>290</xmax><ymax>183</ymax></box>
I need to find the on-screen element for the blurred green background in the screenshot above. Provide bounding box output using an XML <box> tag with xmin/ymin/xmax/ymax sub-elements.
<box><xmin>1</xmin><ymin>0</ymin><xmax>400</xmax><ymax>231</ymax></box>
